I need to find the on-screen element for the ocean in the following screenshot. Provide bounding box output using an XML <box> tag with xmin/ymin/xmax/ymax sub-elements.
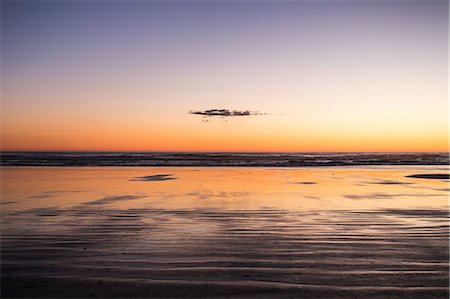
<box><xmin>1</xmin><ymin>151</ymin><xmax>448</xmax><ymax>167</ymax></box>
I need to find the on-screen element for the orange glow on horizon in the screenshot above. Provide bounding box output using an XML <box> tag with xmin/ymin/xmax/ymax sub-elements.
<box><xmin>1</xmin><ymin>125</ymin><xmax>448</xmax><ymax>152</ymax></box>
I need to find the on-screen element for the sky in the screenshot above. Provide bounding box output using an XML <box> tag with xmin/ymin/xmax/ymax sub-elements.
<box><xmin>1</xmin><ymin>0</ymin><xmax>448</xmax><ymax>152</ymax></box>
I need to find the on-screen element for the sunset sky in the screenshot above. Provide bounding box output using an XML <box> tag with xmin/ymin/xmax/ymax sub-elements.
<box><xmin>1</xmin><ymin>0</ymin><xmax>448</xmax><ymax>152</ymax></box>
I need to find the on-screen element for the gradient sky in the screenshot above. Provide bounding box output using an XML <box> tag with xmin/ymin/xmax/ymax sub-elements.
<box><xmin>1</xmin><ymin>0</ymin><xmax>448</xmax><ymax>152</ymax></box>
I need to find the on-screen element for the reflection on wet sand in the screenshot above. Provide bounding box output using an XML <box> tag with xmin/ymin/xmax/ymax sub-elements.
<box><xmin>406</xmin><ymin>174</ymin><xmax>450</xmax><ymax>180</ymax></box>
<box><xmin>1</xmin><ymin>166</ymin><xmax>449</xmax><ymax>298</ymax></box>
<box><xmin>131</xmin><ymin>174</ymin><xmax>177</xmax><ymax>181</ymax></box>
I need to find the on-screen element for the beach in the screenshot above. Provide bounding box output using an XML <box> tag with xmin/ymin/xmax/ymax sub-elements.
<box><xmin>1</xmin><ymin>166</ymin><xmax>449</xmax><ymax>298</ymax></box>
<box><xmin>3</xmin><ymin>0</ymin><xmax>448</xmax><ymax>297</ymax></box>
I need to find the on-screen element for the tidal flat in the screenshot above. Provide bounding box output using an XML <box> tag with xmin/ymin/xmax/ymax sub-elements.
<box><xmin>1</xmin><ymin>166</ymin><xmax>449</xmax><ymax>298</ymax></box>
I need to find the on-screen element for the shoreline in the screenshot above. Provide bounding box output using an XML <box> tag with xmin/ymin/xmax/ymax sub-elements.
<box><xmin>1</xmin><ymin>166</ymin><xmax>448</xmax><ymax>298</ymax></box>
<box><xmin>1</xmin><ymin>152</ymin><xmax>448</xmax><ymax>168</ymax></box>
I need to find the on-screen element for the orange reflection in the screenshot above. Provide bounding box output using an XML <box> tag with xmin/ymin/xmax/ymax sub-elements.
<box><xmin>1</xmin><ymin>166</ymin><xmax>448</xmax><ymax>213</ymax></box>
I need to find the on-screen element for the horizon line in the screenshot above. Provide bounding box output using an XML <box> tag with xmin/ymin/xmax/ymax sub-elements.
<box><xmin>1</xmin><ymin>150</ymin><xmax>449</xmax><ymax>154</ymax></box>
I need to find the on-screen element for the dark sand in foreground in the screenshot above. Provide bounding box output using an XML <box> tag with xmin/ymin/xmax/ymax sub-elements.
<box><xmin>1</xmin><ymin>167</ymin><xmax>449</xmax><ymax>298</ymax></box>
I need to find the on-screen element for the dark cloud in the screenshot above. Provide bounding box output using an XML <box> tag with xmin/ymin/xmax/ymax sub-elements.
<box><xmin>189</xmin><ymin>109</ymin><xmax>265</xmax><ymax>117</ymax></box>
<box><xmin>291</xmin><ymin>181</ymin><xmax>318</xmax><ymax>185</ymax></box>
<box><xmin>132</xmin><ymin>174</ymin><xmax>177</xmax><ymax>181</ymax></box>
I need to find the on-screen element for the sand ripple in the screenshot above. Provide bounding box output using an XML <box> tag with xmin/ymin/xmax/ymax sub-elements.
<box><xmin>1</xmin><ymin>207</ymin><xmax>448</xmax><ymax>298</ymax></box>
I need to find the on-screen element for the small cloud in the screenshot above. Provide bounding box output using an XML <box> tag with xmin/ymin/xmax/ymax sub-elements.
<box><xmin>132</xmin><ymin>174</ymin><xmax>177</xmax><ymax>181</ymax></box>
<box><xmin>189</xmin><ymin>109</ymin><xmax>266</xmax><ymax>118</ymax></box>
<box><xmin>291</xmin><ymin>181</ymin><xmax>318</xmax><ymax>185</ymax></box>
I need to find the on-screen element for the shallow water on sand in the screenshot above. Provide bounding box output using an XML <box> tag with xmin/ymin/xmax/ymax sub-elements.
<box><xmin>1</xmin><ymin>166</ymin><xmax>449</xmax><ymax>298</ymax></box>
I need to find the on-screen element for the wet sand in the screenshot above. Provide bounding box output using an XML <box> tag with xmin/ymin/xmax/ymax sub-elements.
<box><xmin>1</xmin><ymin>166</ymin><xmax>449</xmax><ymax>298</ymax></box>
